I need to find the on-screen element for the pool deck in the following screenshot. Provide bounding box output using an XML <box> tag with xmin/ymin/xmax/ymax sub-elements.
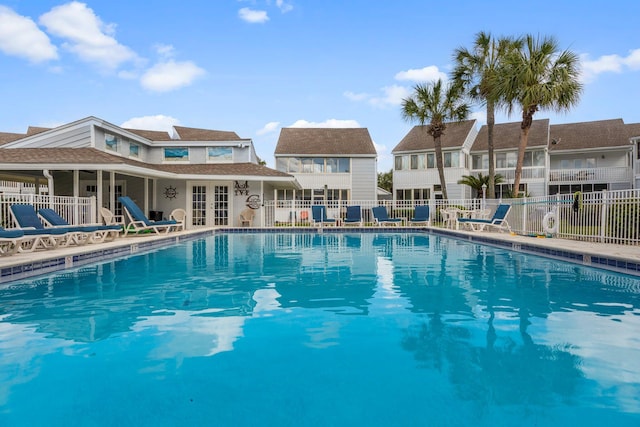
<box><xmin>1</xmin><ymin>226</ymin><xmax>639</xmax><ymax>284</ymax></box>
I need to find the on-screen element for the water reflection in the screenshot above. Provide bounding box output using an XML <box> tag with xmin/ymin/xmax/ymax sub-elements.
<box><xmin>1</xmin><ymin>233</ymin><xmax>640</xmax><ymax>420</ymax></box>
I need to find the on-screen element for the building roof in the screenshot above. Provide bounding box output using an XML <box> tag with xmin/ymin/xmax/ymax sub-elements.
<box><xmin>0</xmin><ymin>147</ymin><xmax>291</xmax><ymax>178</ymax></box>
<box><xmin>173</xmin><ymin>126</ymin><xmax>241</xmax><ymax>141</ymax></box>
<box><xmin>472</xmin><ymin>119</ymin><xmax>549</xmax><ymax>151</ymax></box>
<box><xmin>392</xmin><ymin>120</ymin><xmax>477</xmax><ymax>153</ymax></box>
<box><xmin>626</xmin><ymin>122</ymin><xmax>640</xmax><ymax>139</ymax></box>
<box><xmin>124</xmin><ymin>128</ymin><xmax>173</xmax><ymax>141</ymax></box>
<box><xmin>549</xmin><ymin>118</ymin><xmax>631</xmax><ymax>151</ymax></box>
<box><xmin>0</xmin><ymin>132</ymin><xmax>26</xmax><ymax>146</ymax></box>
<box><xmin>26</xmin><ymin>126</ymin><xmax>51</xmax><ymax>136</ymax></box>
<box><xmin>275</xmin><ymin>128</ymin><xmax>377</xmax><ymax>156</ymax></box>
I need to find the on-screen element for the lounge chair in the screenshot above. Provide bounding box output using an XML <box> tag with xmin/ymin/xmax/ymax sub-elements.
<box><xmin>311</xmin><ymin>205</ymin><xmax>337</xmax><ymax>227</ymax></box>
<box><xmin>0</xmin><ymin>227</ymin><xmax>28</xmax><ymax>256</ymax></box>
<box><xmin>409</xmin><ymin>205</ymin><xmax>431</xmax><ymax>226</ymax></box>
<box><xmin>343</xmin><ymin>205</ymin><xmax>363</xmax><ymax>226</ymax></box>
<box><xmin>170</xmin><ymin>208</ymin><xmax>187</xmax><ymax>229</ymax></box>
<box><xmin>457</xmin><ymin>204</ymin><xmax>511</xmax><ymax>232</ymax></box>
<box><xmin>9</xmin><ymin>204</ymin><xmax>81</xmax><ymax>249</ymax></box>
<box><xmin>372</xmin><ymin>206</ymin><xmax>402</xmax><ymax>226</ymax></box>
<box><xmin>118</xmin><ymin>196</ymin><xmax>180</xmax><ymax>235</ymax></box>
<box><xmin>38</xmin><ymin>208</ymin><xmax>121</xmax><ymax>243</ymax></box>
<box><xmin>239</xmin><ymin>208</ymin><xmax>255</xmax><ymax>227</ymax></box>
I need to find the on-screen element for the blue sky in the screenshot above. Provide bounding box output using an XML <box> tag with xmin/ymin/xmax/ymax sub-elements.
<box><xmin>0</xmin><ymin>0</ymin><xmax>639</xmax><ymax>172</ymax></box>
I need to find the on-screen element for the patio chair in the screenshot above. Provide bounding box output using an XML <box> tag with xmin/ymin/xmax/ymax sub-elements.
<box><xmin>38</xmin><ymin>208</ymin><xmax>121</xmax><ymax>243</ymax></box>
<box><xmin>371</xmin><ymin>206</ymin><xmax>402</xmax><ymax>226</ymax></box>
<box><xmin>100</xmin><ymin>207</ymin><xmax>125</xmax><ymax>227</ymax></box>
<box><xmin>311</xmin><ymin>205</ymin><xmax>337</xmax><ymax>227</ymax></box>
<box><xmin>170</xmin><ymin>208</ymin><xmax>187</xmax><ymax>230</ymax></box>
<box><xmin>343</xmin><ymin>205</ymin><xmax>363</xmax><ymax>226</ymax></box>
<box><xmin>239</xmin><ymin>208</ymin><xmax>255</xmax><ymax>227</ymax></box>
<box><xmin>9</xmin><ymin>204</ymin><xmax>82</xmax><ymax>249</ymax></box>
<box><xmin>457</xmin><ymin>204</ymin><xmax>511</xmax><ymax>232</ymax></box>
<box><xmin>118</xmin><ymin>196</ymin><xmax>180</xmax><ymax>235</ymax></box>
<box><xmin>409</xmin><ymin>205</ymin><xmax>431</xmax><ymax>226</ymax></box>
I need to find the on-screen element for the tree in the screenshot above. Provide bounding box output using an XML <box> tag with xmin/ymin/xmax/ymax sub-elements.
<box><xmin>452</xmin><ymin>32</ymin><xmax>521</xmax><ymax>199</ymax></box>
<box><xmin>498</xmin><ymin>34</ymin><xmax>582</xmax><ymax>196</ymax></box>
<box><xmin>457</xmin><ymin>173</ymin><xmax>505</xmax><ymax>198</ymax></box>
<box><xmin>401</xmin><ymin>79</ymin><xmax>470</xmax><ymax>200</ymax></box>
<box><xmin>378</xmin><ymin>169</ymin><xmax>393</xmax><ymax>193</ymax></box>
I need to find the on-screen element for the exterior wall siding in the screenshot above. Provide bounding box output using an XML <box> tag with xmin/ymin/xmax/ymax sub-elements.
<box><xmin>351</xmin><ymin>158</ymin><xmax>376</xmax><ymax>200</ymax></box>
<box><xmin>13</xmin><ymin>124</ymin><xmax>92</xmax><ymax>148</ymax></box>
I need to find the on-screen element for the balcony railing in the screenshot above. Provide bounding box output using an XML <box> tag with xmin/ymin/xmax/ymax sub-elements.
<box><xmin>548</xmin><ymin>167</ymin><xmax>631</xmax><ymax>183</ymax></box>
<box><xmin>471</xmin><ymin>167</ymin><xmax>545</xmax><ymax>181</ymax></box>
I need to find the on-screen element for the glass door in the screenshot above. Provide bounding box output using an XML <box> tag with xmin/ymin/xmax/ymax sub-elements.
<box><xmin>190</xmin><ymin>183</ymin><xmax>229</xmax><ymax>227</ymax></box>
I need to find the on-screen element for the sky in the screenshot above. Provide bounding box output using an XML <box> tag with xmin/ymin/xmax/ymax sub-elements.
<box><xmin>0</xmin><ymin>0</ymin><xmax>639</xmax><ymax>172</ymax></box>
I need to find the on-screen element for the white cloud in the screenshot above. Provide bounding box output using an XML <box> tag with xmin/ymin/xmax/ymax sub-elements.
<box><xmin>343</xmin><ymin>91</ymin><xmax>369</xmax><ymax>101</ymax></box>
<box><xmin>276</xmin><ymin>0</ymin><xmax>294</xmax><ymax>13</ymax></box>
<box><xmin>369</xmin><ymin>84</ymin><xmax>411</xmax><ymax>107</ymax></box>
<box><xmin>140</xmin><ymin>60</ymin><xmax>205</xmax><ymax>92</ymax></box>
<box><xmin>154</xmin><ymin>43</ymin><xmax>176</xmax><ymax>59</ymax></box>
<box><xmin>0</xmin><ymin>6</ymin><xmax>58</xmax><ymax>63</ymax></box>
<box><xmin>395</xmin><ymin>65</ymin><xmax>447</xmax><ymax>83</ymax></box>
<box><xmin>289</xmin><ymin>119</ymin><xmax>361</xmax><ymax>128</ymax></box>
<box><xmin>121</xmin><ymin>115</ymin><xmax>181</xmax><ymax>131</ymax></box>
<box><xmin>257</xmin><ymin>121</ymin><xmax>280</xmax><ymax>135</ymax></box>
<box><xmin>39</xmin><ymin>1</ymin><xmax>137</xmax><ymax>70</ymax></box>
<box><xmin>580</xmin><ymin>48</ymin><xmax>640</xmax><ymax>83</ymax></box>
<box><xmin>238</xmin><ymin>8</ymin><xmax>269</xmax><ymax>23</ymax></box>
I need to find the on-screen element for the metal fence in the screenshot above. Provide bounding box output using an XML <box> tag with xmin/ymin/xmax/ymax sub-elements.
<box><xmin>0</xmin><ymin>193</ymin><xmax>96</xmax><ymax>229</ymax></box>
<box><xmin>264</xmin><ymin>188</ymin><xmax>640</xmax><ymax>245</ymax></box>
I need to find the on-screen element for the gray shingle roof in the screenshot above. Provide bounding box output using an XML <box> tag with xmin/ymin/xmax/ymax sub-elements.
<box><xmin>626</xmin><ymin>122</ymin><xmax>640</xmax><ymax>139</ymax></box>
<box><xmin>173</xmin><ymin>126</ymin><xmax>241</xmax><ymax>141</ymax></box>
<box><xmin>549</xmin><ymin>119</ymin><xmax>631</xmax><ymax>151</ymax></box>
<box><xmin>124</xmin><ymin>128</ymin><xmax>173</xmax><ymax>140</ymax></box>
<box><xmin>392</xmin><ymin>120</ymin><xmax>477</xmax><ymax>152</ymax></box>
<box><xmin>275</xmin><ymin>128</ymin><xmax>376</xmax><ymax>155</ymax></box>
<box><xmin>0</xmin><ymin>147</ymin><xmax>291</xmax><ymax>177</ymax></box>
<box><xmin>0</xmin><ymin>132</ymin><xmax>26</xmax><ymax>146</ymax></box>
<box><xmin>472</xmin><ymin>119</ymin><xmax>549</xmax><ymax>152</ymax></box>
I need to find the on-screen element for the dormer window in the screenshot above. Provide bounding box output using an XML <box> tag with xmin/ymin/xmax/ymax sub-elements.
<box><xmin>164</xmin><ymin>147</ymin><xmax>189</xmax><ymax>162</ymax></box>
<box><xmin>207</xmin><ymin>147</ymin><xmax>232</xmax><ymax>162</ymax></box>
<box><xmin>129</xmin><ymin>143</ymin><xmax>139</xmax><ymax>158</ymax></box>
<box><xmin>105</xmin><ymin>134</ymin><xmax>119</xmax><ymax>152</ymax></box>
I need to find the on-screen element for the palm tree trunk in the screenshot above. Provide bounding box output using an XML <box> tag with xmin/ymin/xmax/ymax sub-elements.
<box><xmin>486</xmin><ymin>102</ymin><xmax>496</xmax><ymax>198</ymax></box>
<box><xmin>512</xmin><ymin>123</ymin><xmax>531</xmax><ymax>197</ymax></box>
<box><xmin>434</xmin><ymin>136</ymin><xmax>448</xmax><ymax>199</ymax></box>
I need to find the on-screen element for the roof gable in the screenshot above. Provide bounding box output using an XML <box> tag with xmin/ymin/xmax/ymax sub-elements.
<box><xmin>275</xmin><ymin>128</ymin><xmax>377</xmax><ymax>155</ymax></box>
<box><xmin>472</xmin><ymin>119</ymin><xmax>549</xmax><ymax>151</ymax></box>
<box><xmin>392</xmin><ymin>120</ymin><xmax>477</xmax><ymax>153</ymax></box>
<box><xmin>173</xmin><ymin>126</ymin><xmax>241</xmax><ymax>141</ymax></box>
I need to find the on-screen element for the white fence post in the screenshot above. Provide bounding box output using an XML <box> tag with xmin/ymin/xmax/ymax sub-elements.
<box><xmin>600</xmin><ymin>190</ymin><xmax>608</xmax><ymax>243</ymax></box>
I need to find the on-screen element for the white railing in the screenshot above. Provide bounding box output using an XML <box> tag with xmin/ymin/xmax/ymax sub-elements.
<box><xmin>0</xmin><ymin>193</ymin><xmax>96</xmax><ymax>229</ymax></box>
<box><xmin>264</xmin><ymin>189</ymin><xmax>640</xmax><ymax>245</ymax></box>
<box><xmin>548</xmin><ymin>167</ymin><xmax>631</xmax><ymax>183</ymax></box>
<box><xmin>0</xmin><ymin>180</ymin><xmax>49</xmax><ymax>194</ymax></box>
<box><xmin>472</xmin><ymin>167</ymin><xmax>546</xmax><ymax>181</ymax></box>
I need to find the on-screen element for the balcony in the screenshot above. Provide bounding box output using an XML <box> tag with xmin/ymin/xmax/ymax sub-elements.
<box><xmin>548</xmin><ymin>167</ymin><xmax>631</xmax><ymax>184</ymax></box>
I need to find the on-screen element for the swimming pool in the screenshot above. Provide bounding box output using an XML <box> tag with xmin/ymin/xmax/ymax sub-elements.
<box><xmin>1</xmin><ymin>232</ymin><xmax>639</xmax><ymax>426</ymax></box>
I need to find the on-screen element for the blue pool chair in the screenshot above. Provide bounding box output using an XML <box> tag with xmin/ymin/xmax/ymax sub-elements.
<box><xmin>372</xmin><ymin>206</ymin><xmax>402</xmax><ymax>227</ymax></box>
<box><xmin>118</xmin><ymin>196</ymin><xmax>181</xmax><ymax>235</ymax></box>
<box><xmin>38</xmin><ymin>208</ymin><xmax>122</xmax><ymax>243</ymax></box>
<box><xmin>343</xmin><ymin>205</ymin><xmax>363</xmax><ymax>226</ymax></box>
<box><xmin>409</xmin><ymin>205</ymin><xmax>430</xmax><ymax>226</ymax></box>
<box><xmin>311</xmin><ymin>205</ymin><xmax>337</xmax><ymax>227</ymax></box>
<box><xmin>457</xmin><ymin>204</ymin><xmax>511</xmax><ymax>232</ymax></box>
<box><xmin>8</xmin><ymin>204</ymin><xmax>80</xmax><ymax>250</ymax></box>
<box><xmin>0</xmin><ymin>227</ymin><xmax>27</xmax><ymax>256</ymax></box>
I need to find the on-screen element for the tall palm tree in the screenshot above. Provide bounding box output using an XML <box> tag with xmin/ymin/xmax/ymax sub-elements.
<box><xmin>401</xmin><ymin>79</ymin><xmax>470</xmax><ymax>200</ymax></box>
<box><xmin>499</xmin><ymin>34</ymin><xmax>582</xmax><ymax>196</ymax></box>
<box><xmin>452</xmin><ymin>32</ymin><xmax>521</xmax><ymax>199</ymax></box>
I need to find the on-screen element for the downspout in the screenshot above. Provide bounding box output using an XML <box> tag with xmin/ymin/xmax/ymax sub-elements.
<box><xmin>43</xmin><ymin>169</ymin><xmax>54</xmax><ymax>208</ymax></box>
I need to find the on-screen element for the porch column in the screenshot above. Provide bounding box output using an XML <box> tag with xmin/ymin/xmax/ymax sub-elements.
<box><xmin>144</xmin><ymin>178</ymin><xmax>149</xmax><ymax>214</ymax></box>
<box><xmin>96</xmin><ymin>170</ymin><xmax>103</xmax><ymax>222</ymax></box>
<box><xmin>260</xmin><ymin>181</ymin><xmax>265</xmax><ymax>227</ymax></box>
<box><xmin>73</xmin><ymin>170</ymin><xmax>80</xmax><ymax>224</ymax></box>
<box><xmin>109</xmin><ymin>171</ymin><xmax>115</xmax><ymax>211</ymax></box>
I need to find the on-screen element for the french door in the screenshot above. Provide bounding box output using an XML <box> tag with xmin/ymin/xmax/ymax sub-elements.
<box><xmin>190</xmin><ymin>183</ymin><xmax>229</xmax><ymax>227</ymax></box>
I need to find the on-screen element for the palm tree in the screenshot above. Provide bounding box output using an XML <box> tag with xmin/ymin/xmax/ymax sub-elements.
<box><xmin>457</xmin><ymin>173</ymin><xmax>505</xmax><ymax>198</ymax></box>
<box><xmin>499</xmin><ymin>34</ymin><xmax>582</xmax><ymax>196</ymax></box>
<box><xmin>452</xmin><ymin>32</ymin><xmax>521</xmax><ymax>199</ymax></box>
<box><xmin>401</xmin><ymin>79</ymin><xmax>470</xmax><ymax>200</ymax></box>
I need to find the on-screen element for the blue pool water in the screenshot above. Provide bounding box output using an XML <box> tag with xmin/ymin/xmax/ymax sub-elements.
<box><xmin>1</xmin><ymin>233</ymin><xmax>640</xmax><ymax>426</ymax></box>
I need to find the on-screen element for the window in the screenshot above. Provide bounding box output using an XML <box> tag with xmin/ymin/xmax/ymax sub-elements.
<box><xmin>395</xmin><ymin>156</ymin><xmax>403</xmax><ymax>171</ymax></box>
<box><xmin>105</xmin><ymin>134</ymin><xmax>119</xmax><ymax>152</ymax></box>
<box><xmin>472</xmin><ymin>154</ymin><xmax>488</xmax><ymax>169</ymax></box>
<box><xmin>586</xmin><ymin>158</ymin><xmax>596</xmax><ymax>168</ymax></box>
<box><xmin>410</xmin><ymin>155</ymin><xmax>418</xmax><ymax>170</ymax></box>
<box><xmin>313</xmin><ymin>158</ymin><xmax>324</xmax><ymax>173</ymax></box>
<box><xmin>129</xmin><ymin>143</ymin><xmax>139</xmax><ymax>158</ymax></box>
<box><xmin>208</xmin><ymin>147</ymin><xmax>232</xmax><ymax>162</ymax></box>
<box><xmin>288</xmin><ymin>158</ymin><xmax>301</xmax><ymax>173</ymax></box>
<box><xmin>276</xmin><ymin>157</ymin><xmax>288</xmax><ymax>172</ymax></box>
<box><xmin>301</xmin><ymin>158</ymin><xmax>313</xmax><ymax>173</ymax></box>
<box><xmin>443</xmin><ymin>152</ymin><xmax>459</xmax><ymax>168</ymax></box>
<box><xmin>560</xmin><ymin>159</ymin><xmax>570</xmax><ymax>169</ymax></box>
<box><xmin>164</xmin><ymin>147</ymin><xmax>189</xmax><ymax>162</ymax></box>
<box><xmin>426</xmin><ymin>153</ymin><xmax>435</xmax><ymax>169</ymax></box>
